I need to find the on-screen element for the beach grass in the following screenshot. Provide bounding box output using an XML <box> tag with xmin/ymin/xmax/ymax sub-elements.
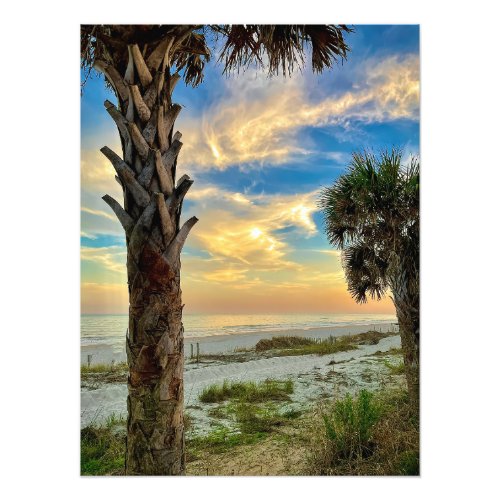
<box><xmin>255</xmin><ymin>335</ymin><xmax>358</xmax><ymax>356</ymax></box>
<box><xmin>383</xmin><ymin>360</ymin><xmax>406</xmax><ymax>375</ymax></box>
<box><xmin>234</xmin><ymin>403</ymin><xmax>299</xmax><ymax>433</ymax></box>
<box><xmin>81</xmin><ymin>361</ymin><xmax>127</xmax><ymax>374</ymax></box>
<box><xmin>306</xmin><ymin>388</ymin><xmax>419</xmax><ymax>475</ymax></box>
<box><xmin>254</xmin><ymin>330</ymin><xmax>396</xmax><ymax>357</ymax></box>
<box><xmin>199</xmin><ymin>379</ymin><xmax>294</xmax><ymax>403</ymax></box>
<box><xmin>80</xmin><ymin>414</ymin><xmax>126</xmax><ymax>476</ymax></box>
<box><xmin>374</xmin><ymin>347</ymin><xmax>403</xmax><ymax>356</ymax></box>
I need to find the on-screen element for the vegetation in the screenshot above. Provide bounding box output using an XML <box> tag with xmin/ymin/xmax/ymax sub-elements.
<box><xmin>81</xmin><ymin>414</ymin><xmax>126</xmax><ymax>476</ymax></box>
<box><xmin>81</xmin><ymin>386</ymin><xmax>417</xmax><ymax>476</ymax></box>
<box><xmin>255</xmin><ymin>336</ymin><xmax>316</xmax><ymax>351</ymax></box>
<box><xmin>81</xmin><ymin>361</ymin><xmax>127</xmax><ymax>374</ymax></box>
<box><xmin>384</xmin><ymin>360</ymin><xmax>406</xmax><ymax>375</ymax></box>
<box><xmin>234</xmin><ymin>403</ymin><xmax>299</xmax><ymax>434</ymax></box>
<box><xmin>199</xmin><ymin>379</ymin><xmax>293</xmax><ymax>403</ymax></box>
<box><xmin>321</xmin><ymin>389</ymin><xmax>382</xmax><ymax>460</ymax></box>
<box><xmin>187</xmin><ymin>427</ymin><xmax>265</xmax><ymax>458</ymax></box>
<box><xmin>80</xmin><ymin>24</ymin><xmax>353</xmax><ymax>474</ymax></box>
<box><xmin>319</xmin><ymin>149</ymin><xmax>420</xmax><ymax>410</ymax></box>
<box><xmin>307</xmin><ymin>389</ymin><xmax>419</xmax><ymax>475</ymax></box>
<box><xmin>187</xmin><ymin>402</ymin><xmax>301</xmax><ymax>461</ymax></box>
<box><xmin>255</xmin><ymin>330</ymin><xmax>395</xmax><ymax>356</ymax></box>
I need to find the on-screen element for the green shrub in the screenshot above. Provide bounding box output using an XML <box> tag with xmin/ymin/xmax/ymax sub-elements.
<box><xmin>322</xmin><ymin>390</ymin><xmax>382</xmax><ymax>460</ymax></box>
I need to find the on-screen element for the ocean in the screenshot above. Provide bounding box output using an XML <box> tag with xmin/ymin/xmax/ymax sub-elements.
<box><xmin>81</xmin><ymin>313</ymin><xmax>396</xmax><ymax>352</ymax></box>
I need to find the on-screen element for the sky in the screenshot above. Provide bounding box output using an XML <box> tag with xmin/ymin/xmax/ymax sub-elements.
<box><xmin>81</xmin><ymin>25</ymin><xmax>420</xmax><ymax>315</ymax></box>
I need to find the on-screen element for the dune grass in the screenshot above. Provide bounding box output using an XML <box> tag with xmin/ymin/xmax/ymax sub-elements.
<box><xmin>80</xmin><ymin>414</ymin><xmax>126</xmax><ymax>475</ymax></box>
<box><xmin>383</xmin><ymin>360</ymin><xmax>406</xmax><ymax>375</ymax></box>
<box><xmin>199</xmin><ymin>379</ymin><xmax>294</xmax><ymax>404</ymax></box>
<box><xmin>254</xmin><ymin>330</ymin><xmax>396</xmax><ymax>357</ymax></box>
<box><xmin>255</xmin><ymin>335</ymin><xmax>358</xmax><ymax>356</ymax></box>
<box><xmin>306</xmin><ymin>389</ymin><xmax>419</xmax><ymax>475</ymax></box>
<box><xmin>81</xmin><ymin>361</ymin><xmax>128</xmax><ymax>374</ymax></box>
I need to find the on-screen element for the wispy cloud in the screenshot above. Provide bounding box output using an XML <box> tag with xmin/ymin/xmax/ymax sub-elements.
<box><xmin>179</xmin><ymin>54</ymin><xmax>419</xmax><ymax>170</ymax></box>
<box><xmin>81</xmin><ymin>206</ymin><xmax>116</xmax><ymax>222</ymax></box>
<box><xmin>81</xmin><ymin>246</ymin><xmax>126</xmax><ymax>275</ymax></box>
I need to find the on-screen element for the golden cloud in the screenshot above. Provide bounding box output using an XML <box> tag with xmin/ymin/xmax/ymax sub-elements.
<box><xmin>178</xmin><ymin>54</ymin><xmax>419</xmax><ymax>170</ymax></box>
<box><xmin>183</xmin><ymin>185</ymin><xmax>319</xmax><ymax>277</ymax></box>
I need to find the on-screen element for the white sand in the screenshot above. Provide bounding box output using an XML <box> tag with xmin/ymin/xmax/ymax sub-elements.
<box><xmin>81</xmin><ymin>322</ymin><xmax>397</xmax><ymax>365</ymax></box>
<box><xmin>81</xmin><ymin>328</ymin><xmax>402</xmax><ymax>429</ymax></box>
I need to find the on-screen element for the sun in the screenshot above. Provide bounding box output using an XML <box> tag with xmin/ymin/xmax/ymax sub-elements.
<box><xmin>250</xmin><ymin>227</ymin><xmax>263</xmax><ymax>239</ymax></box>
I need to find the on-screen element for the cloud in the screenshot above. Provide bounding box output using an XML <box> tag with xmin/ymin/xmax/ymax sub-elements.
<box><xmin>81</xmin><ymin>246</ymin><xmax>126</xmax><ymax>275</ymax></box>
<box><xmin>81</xmin><ymin>148</ymin><xmax>122</xmax><ymax>199</ymax></box>
<box><xmin>178</xmin><ymin>54</ymin><xmax>419</xmax><ymax>170</ymax></box>
<box><xmin>81</xmin><ymin>231</ymin><xmax>97</xmax><ymax>240</ymax></box>
<box><xmin>81</xmin><ymin>206</ymin><xmax>116</xmax><ymax>222</ymax></box>
<box><xmin>183</xmin><ymin>185</ymin><xmax>319</xmax><ymax>277</ymax></box>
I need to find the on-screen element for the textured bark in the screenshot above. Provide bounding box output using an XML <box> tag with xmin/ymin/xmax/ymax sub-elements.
<box><xmin>95</xmin><ymin>38</ymin><xmax>196</xmax><ymax>475</ymax></box>
<box><xmin>390</xmin><ymin>257</ymin><xmax>419</xmax><ymax>412</ymax></box>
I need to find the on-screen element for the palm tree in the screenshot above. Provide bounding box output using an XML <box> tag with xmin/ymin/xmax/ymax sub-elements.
<box><xmin>80</xmin><ymin>24</ymin><xmax>353</xmax><ymax>475</ymax></box>
<box><xmin>319</xmin><ymin>149</ymin><xmax>419</xmax><ymax>410</ymax></box>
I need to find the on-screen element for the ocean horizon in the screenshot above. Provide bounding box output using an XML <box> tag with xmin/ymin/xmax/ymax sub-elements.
<box><xmin>81</xmin><ymin>312</ymin><xmax>397</xmax><ymax>349</ymax></box>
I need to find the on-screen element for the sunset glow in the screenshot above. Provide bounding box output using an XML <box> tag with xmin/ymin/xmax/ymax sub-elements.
<box><xmin>80</xmin><ymin>26</ymin><xmax>419</xmax><ymax>315</ymax></box>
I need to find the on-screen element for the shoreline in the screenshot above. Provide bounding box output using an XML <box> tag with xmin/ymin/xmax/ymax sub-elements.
<box><xmin>81</xmin><ymin>321</ymin><xmax>397</xmax><ymax>364</ymax></box>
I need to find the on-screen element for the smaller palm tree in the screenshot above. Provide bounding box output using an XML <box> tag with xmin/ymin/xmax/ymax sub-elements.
<box><xmin>319</xmin><ymin>149</ymin><xmax>419</xmax><ymax>410</ymax></box>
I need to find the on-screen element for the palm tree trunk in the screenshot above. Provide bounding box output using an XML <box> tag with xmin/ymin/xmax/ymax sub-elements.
<box><xmin>391</xmin><ymin>259</ymin><xmax>419</xmax><ymax>412</ymax></box>
<box><xmin>394</xmin><ymin>298</ymin><xmax>419</xmax><ymax>410</ymax></box>
<box><xmin>96</xmin><ymin>39</ymin><xmax>196</xmax><ymax>475</ymax></box>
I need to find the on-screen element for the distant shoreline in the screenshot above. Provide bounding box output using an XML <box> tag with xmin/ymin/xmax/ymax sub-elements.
<box><xmin>81</xmin><ymin>321</ymin><xmax>397</xmax><ymax>364</ymax></box>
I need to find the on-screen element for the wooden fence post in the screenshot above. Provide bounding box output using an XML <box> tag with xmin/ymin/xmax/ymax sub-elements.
<box><xmin>196</xmin><ymin>343</ymin><xmax>200</xmax><ymax>364</ymax></box>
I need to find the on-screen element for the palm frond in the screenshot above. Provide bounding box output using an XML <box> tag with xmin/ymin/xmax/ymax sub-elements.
<box><xmin>211</xmin><ymin>24</ymin><xmax>353</xmax><ymax>77</ymax></box>
<box><xmin>82</xmin><ymin>24</ymin><xmax>352</xmax><ymax>92</ymax></box>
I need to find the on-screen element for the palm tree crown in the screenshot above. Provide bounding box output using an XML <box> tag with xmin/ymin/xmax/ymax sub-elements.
<box><xmin>81</xmin><ymin>24</ymin><xmax>353</xmax><ymax>89</ymax></box>
<box><xmin>319</xmin><ymin>149</ymin><xmax>419</xmax><ymax>304</ymax></box>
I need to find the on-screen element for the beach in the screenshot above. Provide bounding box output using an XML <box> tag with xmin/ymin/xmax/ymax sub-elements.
<box><xmin>81</xmin><ymin>314</ymin><xmax>397</xmax><ymax>365</ymax></box>
<box><xmin>81</xmin><ymin>321</ymin><xmax>402</xmax><ymax>430</ymax></box>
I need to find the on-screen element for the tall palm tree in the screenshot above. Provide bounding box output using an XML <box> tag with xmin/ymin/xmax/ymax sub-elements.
<box><xmin>80</xmin><ymin>24</ymin><xmax>353</xmax><ymax>475</ymax></box>
<box><xmin>319</xmin><ymin>149</ymin><xmax>419</xmax><ymax>410</ymax></box>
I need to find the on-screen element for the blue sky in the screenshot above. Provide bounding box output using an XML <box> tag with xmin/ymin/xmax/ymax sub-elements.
<box><xmin>81</xmin><ymin>25</ymin><xmax>419</xmax><ymax>314</ymax></box>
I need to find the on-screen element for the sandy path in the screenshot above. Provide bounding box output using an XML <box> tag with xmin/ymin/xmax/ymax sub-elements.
<box><xmin>81</xmin><ymin>334</ymin><xmax>401</xmax><ymax>428</ymax></box>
